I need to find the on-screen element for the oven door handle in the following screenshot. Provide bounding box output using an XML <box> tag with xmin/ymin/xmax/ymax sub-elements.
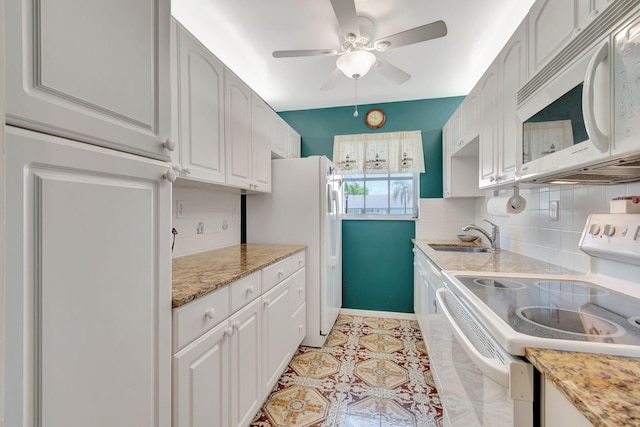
<box><xmin>436</xmin><ymin>288</ymin><xmax>509</xmax><ymax>388</ymax></box>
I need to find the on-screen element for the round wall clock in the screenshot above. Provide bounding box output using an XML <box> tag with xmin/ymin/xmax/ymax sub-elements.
<box><xmin>365</xmin><ymin>108</ymin><xmax>386</xmax><ymax>129</ymax></box>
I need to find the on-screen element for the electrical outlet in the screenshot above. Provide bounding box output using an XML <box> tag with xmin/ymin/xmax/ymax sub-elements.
<box><xmin>176</xmin><ymin>200</ymin><xmax>185</xmax><ymax>219</ymax></box>
<box><xmin>550</xmin><ymin>200</ymin><xmax>559</xmax><ymax>221</ymax></box>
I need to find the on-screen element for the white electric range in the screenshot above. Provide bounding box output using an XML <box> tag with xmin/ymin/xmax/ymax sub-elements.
<box><xmin>431</xmin><ymin>213</ymin><xmax>640</xmax><ymax>427</ymax></box>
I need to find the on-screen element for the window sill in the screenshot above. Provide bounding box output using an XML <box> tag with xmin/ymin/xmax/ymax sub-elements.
<box><xmin>342</xmin><ymin>215</ymin><xmax>419</xmax><ymax>221</ymax></box>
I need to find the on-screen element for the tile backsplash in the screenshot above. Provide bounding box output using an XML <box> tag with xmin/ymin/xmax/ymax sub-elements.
<box><xmin>171</xmin><ymin>184</ymin><xmax>241</xmax><ymax>257</ymax></box>
<box><xmin>418</xmin><ymin>181</ymin><xmax>640</xmax><ymax>273</ymax></box>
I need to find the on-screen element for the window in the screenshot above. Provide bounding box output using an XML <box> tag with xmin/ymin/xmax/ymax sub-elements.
<box><xmin>333</xmin><ymin>130</ymin><xmax>424</xmax><ymax>219</ymax></box>
<box><xmin>343</xmin><ymin>172</ymin><xmax>419</xmax><ymax>218</ymax></box>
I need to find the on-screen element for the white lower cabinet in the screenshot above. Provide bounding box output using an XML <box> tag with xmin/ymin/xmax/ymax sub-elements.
<box><xmin>173</xmin><ymin>320</ymin><xmax>230</xmax><ymax>427</ymax></box>
<box><xmin>542</xmin><ymin>378</ymin><xmax>592</xmax><ymax>427</ymax></box>
<box><xmin>172</xmin><ymin>251</ymin><xmax>305</xmax><ymax>427</ymax></box>
<box><xmin>262</xmin><ymin>278</ymin><xmax>293</xmax><ymax>396</ymax></box>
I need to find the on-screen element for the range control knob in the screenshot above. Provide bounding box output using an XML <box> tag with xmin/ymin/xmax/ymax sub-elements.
<box><xmin>588</xmin><ymin>224</ymin><xmax>601</xmax><ymax>235</ymax></box>
<box><xmin>603</xmin><ymin>224</ymin><xmax>616</xmax><ymax>237</ymax></box>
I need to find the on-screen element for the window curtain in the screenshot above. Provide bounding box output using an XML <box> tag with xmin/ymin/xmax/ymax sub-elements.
<box><xmin>332</xmin><ymin>130</ymin><xmax>425</xmax><ymax>174</ymax></box>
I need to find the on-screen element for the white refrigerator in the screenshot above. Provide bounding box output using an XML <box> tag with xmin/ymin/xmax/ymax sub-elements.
<box><xmin>247</xmin><ymin>156</ymin><xmax>342</xmax><ymax>347</ymax></box>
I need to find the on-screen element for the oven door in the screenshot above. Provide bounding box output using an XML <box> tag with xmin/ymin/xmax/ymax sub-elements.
<box><xmin>433</xmin><ymin>288</ymin><xmax>533</xmax><ymax>427</ymax></box>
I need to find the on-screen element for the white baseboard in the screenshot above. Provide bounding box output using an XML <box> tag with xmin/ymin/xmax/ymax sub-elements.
<box><xmin>339</xmin><ymin>308</ymin><xmax>417</xmax><ymax>320</ymax></box>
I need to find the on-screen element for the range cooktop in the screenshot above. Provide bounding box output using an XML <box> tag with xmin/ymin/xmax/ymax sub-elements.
<box><xmin>442</xmin><ymin>271</ymin><xmax>640</xmax><ymax>357</ymax></box>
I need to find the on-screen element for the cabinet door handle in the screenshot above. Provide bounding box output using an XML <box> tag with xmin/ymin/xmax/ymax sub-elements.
<box><xmin>205</xmin><ymin>308</ymin><xmax>216</xmax><ymax>319</ymax></box>
<box><xmin>164</xmin><ymin>169</ymin><xmax>177</xmax><ymax>183</ymax></box>
<box><xmin>233</xmin><ymin>321</ymin><xmax>241</xmax><ymax>331</ymax></box>
<box><xmin>298</xmin><ymin>287</ymin><xmax>304</xmax><ymax>294</ymax></box>
<box><xmin>278</xmin><ymin>270</ymin><xmax>285</xmax><ymax>278</ymax></box>
<box><xmin>163</xmin><ymin>138</ymin><xmax>176</xmax><ymax>152</ymax></box>
<box><xmin>183</xmin><ymin>167</ymin><xmax>192</xmax><ymax>175</ymax></box>
<box><xmin>263</xmin><ymin>298</ymin><xmax>271</xmax><ymax>308</ymax></box>
<box><xmin>298</xmin><ymin>324</ymin><xmax>304</xmax><ymax>331</ymax></box>
<box><xmin>247</xmin><ymin>285</ymin><xmax>254</xmax><ymax>295</ymax></box>
<box><xmin>225</xmin><ymin>327</ymin><xmax>234</xmax><ymax>337</ymax></box>
<box><xmin>298</xmin><ymin>260</ymin><xmax>303</xmax><ymax>266</ymax></box>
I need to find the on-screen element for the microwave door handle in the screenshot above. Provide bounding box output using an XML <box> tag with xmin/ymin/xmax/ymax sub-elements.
<box><xmin>435</xmin><ymin>288</ymin><xmax>510</xmax><ymax>388</ymax></box>
<box><xmin>582</xmin><ymin>40</ymin><xmax>610</xmax><ymax>153</ymax></box>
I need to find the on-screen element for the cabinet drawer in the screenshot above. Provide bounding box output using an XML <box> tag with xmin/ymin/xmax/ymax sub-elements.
<box><xmin>230</xmin><ymin>271</ymin><xmax>261</xmax><ymax>313</ymax></box>
<box><xmin>262</xmin><ymin>257</ymin><xmax>292</xmax><ymax>292</ymax></box>
<box><xmin>290</xmin><ymin>302</ymin><xmax>306</xmax><ymax>351</ymax></box>
<box><xmin>290</xmin><ymin>251</ymin><xmax>305</xmax><ymax>272</ymax></box>
<box><xmin>173</xmin><ymin>286</ymin><xmax>230</xmax><ymax>352</ymax></box>
<box><xmin>289</xmin><ymin>268</ymin><xmax>306</xmax><ymax>310</ymax></box>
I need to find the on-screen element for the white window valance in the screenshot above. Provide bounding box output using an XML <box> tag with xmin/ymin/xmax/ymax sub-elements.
<box><xmin>332</xmin><ymin>130</ymin><xmax>425</xmax><ymax>174</ymax></box>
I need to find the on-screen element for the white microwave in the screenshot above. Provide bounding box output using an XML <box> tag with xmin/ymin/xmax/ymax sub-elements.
<box><xmin>516</xmin><ymin>4</ymin><xmax>640</xmax><ymax>184</ymax></box>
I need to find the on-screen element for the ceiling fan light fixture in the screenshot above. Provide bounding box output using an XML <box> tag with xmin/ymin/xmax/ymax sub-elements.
<box><xmin>336</xmin><ymin>50</ymin><xmax>376</xmax><ymax>79</ymax></box>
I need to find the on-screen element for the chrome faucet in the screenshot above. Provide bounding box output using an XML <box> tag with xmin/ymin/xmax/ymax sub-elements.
<box><xmin>462</xmin><ymin>220</ymin><xmax>500</xmax><ymax>250</ymax></box>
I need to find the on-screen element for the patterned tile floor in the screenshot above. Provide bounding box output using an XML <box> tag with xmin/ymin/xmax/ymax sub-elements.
<box><xmin>251</xmin><ymin>314</ymin><xmax>442</xmax><ymax>427</ymax></box>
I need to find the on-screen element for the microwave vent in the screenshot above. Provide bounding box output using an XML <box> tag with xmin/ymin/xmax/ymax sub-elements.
<box><xmin>518</xmin><ymin>0</ymin><xmax>640</xmax><ymax>106</ymax></box>
<box><xmin>528</xmin><ymin>156</ymin><xmax>640</xmax><ymax>185</ymax></box>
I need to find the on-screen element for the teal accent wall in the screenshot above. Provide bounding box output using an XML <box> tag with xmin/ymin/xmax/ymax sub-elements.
<box><xmin>279</xmin><ymin>97</ymin><xmax>463</xmax><ymax>313</ymax></box>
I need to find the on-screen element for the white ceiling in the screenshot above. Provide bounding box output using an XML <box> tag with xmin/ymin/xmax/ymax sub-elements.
<box><xmin>172</xmin><ymin>0</ymin><xmax>536</xmax><ymax>112</ymax></box>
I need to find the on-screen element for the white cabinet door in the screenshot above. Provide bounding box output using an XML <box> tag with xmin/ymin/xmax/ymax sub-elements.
<box><xmin>479</xmin><ymin>61</ymin><xmax>500</xmax><ymax>188</ymax></box>
<box><xmin>173</xmin><ymin>321</ymin><xmax>230</xmax><ymax>427</ymax></box>
<box><xmin>449</xmin><ymin>107</ymin><xmax>464</xmax><ymax>156</ymax></box>
<box><xmin>262</xmin><ymin>279</ymin><xmax>291</xmax><ymax>396</ymax></box>
<box><xmin>173</xmin><ymin>21</ymin><xmax>226</xmax><ymax>184</ymax></box>
<box><xmin>270</xmin><ymin>113</ymin><xmax>289</xmax><ymax>159</ymax></box>
<box><xmin>225</xmin><ymin>70</ymin><xmax>253</xmax><ymax>189</ymax></box>
<box><xmin>5</xmin><ymin>0</ymin><xmax>171</xmax><ymax>161</ymax></box>
<box><xmin>289</xmin><ymin>128</ymin><xmax>302</xmax><ymax>158</ymax></box>
<box><xmin>462</xmin><ymin>90</ymin><xmax>479</xmax><ymax>144</ymax></box>
<box><xmin>229</xmin><ymin>298</ymin><xmax>262</xmax><ymax>427</ymax></box>
<box><xmin>528</xmin><ymin>0</ymin><xmax>581</xmax><ymax>76</ymax></box>
<box><xmin>251</xmin><ymin>95</ymin><xmax>273</xmax><ymax>193</ymax></box>
<box><xmin>442</xmin><ymin>121</ymin><xmax>452</xmax><ymax>198</ymax></box>
<box><xmin>498</xmin><ymin>20</ymin><xmax>528</xmax><ymax>186</ymax></box>
<box><xmin>542</xmin><ymin>378</ymin><xmax>592</xmax><ymax>427</ymax></box>
<box><xmin>4</xmin><ymin>126</ymin><xmax>172</xmax><ymax>427</ymax></box>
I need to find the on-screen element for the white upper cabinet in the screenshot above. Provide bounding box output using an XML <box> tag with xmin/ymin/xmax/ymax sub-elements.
<box><xmin>270</xmin><ymin>114</ymin><xmax>289</xmax><ymax>159</ymax></box>
<box><xmin>172</xmin><ymin>21</ymin><xmax>226</xmax><ymax>184</ymax></box>
<box><xmin>289</xmin><ymin>128</ymin><xmax>302</xmax><ymax>158</ymax></box>
<box><xmin>5</xmin><ymin>0</ymin><xmax>172</xmax><ymax>161</ymax></box>
<box><xmin>497</xmin><ymin>19</ymin><xmax>528</xmax><ymax>186</ymax></box>
<box><xmin>478</xmin><ymin>61</ymin><xmax>500</xmax><ymax>188</ymax></box>
<box><xmin>225</xmin><ymin>70</ymin><xmax>254</xmax><ymax>189</ymax></box>
<box><xmin>251</xmin><ymin>95</ymin><xmax>273</xmax><ymax>193</ymax></box>
<box><xmin>462</xmin><ymin>88</ymin><xmax>480</xmax><ymax>144</ymax></box>
<box><xmin>449</xmin><ymin>107</ymin><xmax>464</xmax><ymax>156</ymax></box>
<box><xmin>528</xmin><ymin>0</ymin><xmax>581</xmax><ymax>76</ymax></box>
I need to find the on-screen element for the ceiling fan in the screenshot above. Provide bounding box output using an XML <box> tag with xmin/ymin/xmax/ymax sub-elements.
<box><xmin>272</xmin><ymin>0</ymin><xmax>448</xmax><ymax>90</ymax></box>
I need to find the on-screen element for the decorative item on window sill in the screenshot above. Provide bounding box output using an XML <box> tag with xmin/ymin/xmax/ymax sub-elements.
<box><xmin>333</xmin><ymin>131</ymin><xmax>424</xmax><ymax>175</ymax></box>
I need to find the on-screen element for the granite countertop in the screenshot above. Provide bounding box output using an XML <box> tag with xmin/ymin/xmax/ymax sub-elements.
<box><xmin>526</xmin><ymin>348</ymin><xmax>640</xmax><ymax>427</ymax></box>
<box><xmin>172</xmin><ymin>243</ymin><xmax>305</xmax><ymax>308</ymax></box>
<box><xmin>413</xmin><ymin>239</ymin><xmax>577</xmax><ymax>275</ymax></box>
<box><xmin>414</xmin><ymin>239</ymin><xmax>639</xmax><ymax>427</ymax></box>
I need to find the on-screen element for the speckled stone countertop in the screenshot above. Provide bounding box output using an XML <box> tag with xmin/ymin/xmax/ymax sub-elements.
<box><xmin>413</xmin><ymin>239</ymin><xmax>577</xmax><ymax>275</ymax></box>
<box><xmin>415</xmin><ymin>239</ymin><xmax>640</xmax><ymax>427</ymax></box>
<box><xmin>526</xmin><ymin>348</ymin><xmax>640</xmax><ymax>427</ymax></box>
<box><xmin>172</xmin><ymin>244</ymin><xmax>305</xmax><ymax>308</ymax></box>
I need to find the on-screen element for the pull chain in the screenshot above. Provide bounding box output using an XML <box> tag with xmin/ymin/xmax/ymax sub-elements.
<box><xmin>353</xmin><ymin>78</ymin><xmax>359</xmax><ymax>117</ymax></box>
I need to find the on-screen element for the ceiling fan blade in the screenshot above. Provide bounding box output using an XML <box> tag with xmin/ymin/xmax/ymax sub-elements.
<box><xmin>320</xmin><ymin>68</ymin><xmax>344</xmax><ymax>91</ymax></box>
<box><xmin>330</xmin><ymin>0</ymin><xmax>360</xmax><ymax>40</ymax></box>
<box><xmin>374</xmin><ymin>59</ymin><xmax>411</xmax><ymax>84</ymax></box>
<box><xmin>273</xmin><ymin>49</ymin><xmax>339</xmax><ymax>58</ymax></box>
<box><xmin>374</xmin><ymin>20</ymin><xmax>447</xmax><ymax>51</ymax></box>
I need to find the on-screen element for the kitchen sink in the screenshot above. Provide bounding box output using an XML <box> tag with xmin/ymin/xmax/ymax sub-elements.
<box><xmin>428</xmin><ymin>245</ymin><xmax>491</xmax><ymax>253</ymax></box>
